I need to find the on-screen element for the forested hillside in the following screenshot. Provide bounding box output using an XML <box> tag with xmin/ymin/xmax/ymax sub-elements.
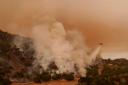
<box><xmin>0</xmin><ymin>30</ymin><xmax>127</xmax><ymax>85</ymax></box>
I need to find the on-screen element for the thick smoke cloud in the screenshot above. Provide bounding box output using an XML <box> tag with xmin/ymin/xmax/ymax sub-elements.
<box><xmin>12</xmin><ymin>16</ymin><xmax>100</xmax><ymax>77</ymax></box>
<box><xmin>0</xmin><ymin>0</ymin><xmax>104</xmax><ymax>77</ymax></box>
<box><xmin>31</xmin><ymin>16</ymin><xmax>92</xmax><ymax>77</ymax></box>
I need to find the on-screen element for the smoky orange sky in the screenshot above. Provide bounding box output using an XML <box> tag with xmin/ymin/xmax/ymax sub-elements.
<box><xmin>0</xmin><ymin>0</ymin><xmax>128</xmax><ymax>59</ymax></box>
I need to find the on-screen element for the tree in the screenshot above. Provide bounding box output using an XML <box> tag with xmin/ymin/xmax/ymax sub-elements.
<box><xmin>0</xmin><ymin>76</ymin><xmax>11</xmax><ymax>85</ymax></box>
<box><xmin>63</xmin><ymin>73</ymin><xmax>74</xmax><ymax>81</ymax></box>
<box><xmin>40</xmin><ymin>72</ymin><xmax>51</xmax><ymax>82</ymax></box>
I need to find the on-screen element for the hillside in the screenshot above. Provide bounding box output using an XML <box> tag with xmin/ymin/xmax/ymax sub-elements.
<box><xmin>0</xmin><ymin>30</ymin><xmax>35</xmax><ymax>84</ymax></box>
<box><xmin>0</xmin><ymin>30</ymin><xmax>128</xmax><ymax>85</ymax></box>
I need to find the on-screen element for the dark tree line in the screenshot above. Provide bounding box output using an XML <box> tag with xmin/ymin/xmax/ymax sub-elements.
<box><xmin>78</xmin><ymin>58</ymin><xmax>128</xmax><ymax>85</ymax></box>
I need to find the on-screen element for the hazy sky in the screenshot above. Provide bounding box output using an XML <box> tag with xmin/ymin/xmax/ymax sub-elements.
<box><xmin>0</xmin><ymin>0</ymin><xmax>128</xmax><ymax>58</ymax></box>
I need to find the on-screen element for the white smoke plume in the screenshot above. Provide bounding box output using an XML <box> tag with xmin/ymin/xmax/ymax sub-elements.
<box><xmin>31</xmin><ymin>16</ymin><xmax>97</xmax><ymax>77</ymax></box>
<box><xmin>13</xmin><ymin>36</ymin><xmax>25</xmax><ymax>51</ymax></box>
<box><xmin>0</xmin><ymin>0</ymin><xmax>103</xmax><ymax>77</ymax></box>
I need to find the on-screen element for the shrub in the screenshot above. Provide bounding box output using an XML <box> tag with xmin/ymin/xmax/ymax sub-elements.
<box><xmin>0</xmin><ymin>76</ymin><xmax>11</xmax><ymax>85</ymax></box>
<box><xmin>63</xmin><ymin>73</ymin><xmax>74</xmax><ymax>81</ymax></box>
<box><xmin>51</xmin><ymin>73</ymin><xmax>62</xmax><ymax>80</ymax></box>
<box><xmin>40</xmin><ymin>72</ymin><xmax>51</xmax><ymax>82</ymax></box>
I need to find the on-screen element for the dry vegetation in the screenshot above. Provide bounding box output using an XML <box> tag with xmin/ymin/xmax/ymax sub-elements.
<box><xmin>0</xmin><ymin>30</ymin><xmax>128</xmax><ymax>85</ymax></box>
